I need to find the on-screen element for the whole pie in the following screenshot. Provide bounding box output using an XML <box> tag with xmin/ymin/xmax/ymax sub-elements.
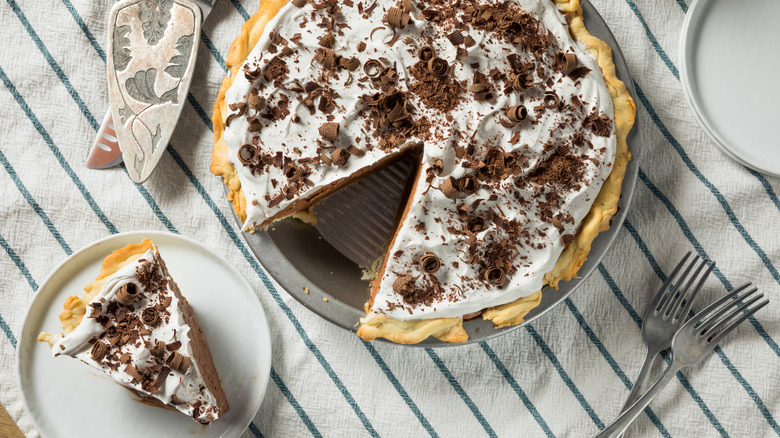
<box><xmin>211</xmin><ymin>0</ymin><xmax>635</xmax><ymax>343</ymax></box>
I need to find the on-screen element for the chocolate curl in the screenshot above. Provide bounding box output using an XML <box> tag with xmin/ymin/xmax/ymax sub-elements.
<box><xmin>90</xmin><ymin>341</ymin><xmax>108</xmax><ymax>361</ymax></box>
<box><xmin>244</xmin><ymin>66</ymin><xmax>261</xmax><ymax>81</ymax></box>
<box><xmin>427</xmin><ymin>57</ymin><xmax>448</xmax><ymax>76</ymax></box>
<box><xmin>484</xmin><ymin>266</ymin><xmax>506</xmax><ymax>285</ymax></box>
<box><xmin>291</xmin><ymin>0</ymin><xmax>307</xmax><ymax>7</ymax></box>
<box><xmin>459</xmin><ymin>176</ymin><xmax>478</xmax><ymax>194</ymax></box>
<box><xmin>166</xmin><ymin>352</ymin><xmax>191</xmax><ymax>374</ymax></box>
<box><xmin>512</xmin><ymin>73</ymin><xmax>533</xmax><ymax>91</ymax></box>
<box><xmin>386</xmin><ymin>7</ymin><xmax>410</xmax><ymax>28</ymax></box>
<box><xmin>467</xmin><ymin>216</ymin><xmax>486</xmax><ymax>233</ymax></box>
<box><xmin>141</xmin><ymin>307</ymin><xmax>159</xmax><ymax>326</ymax></box>
<box><xmin>506</xmin><ymin>105</ymin><xmax>528</xmax><ymax>123</ymax></box>
<box><xmin>567</xmin><ymin>66</ymin><xmax>591</xmax><ymax>80</ymax></box>
<box><xmin>342</xmin><ymin>57</ymin><xmax>361</xmax><ymax>71</ymax></box>
<box><xmin>469</xmin><ymin>83</ymin><xmax>493</xmax><ymax>102</ymax></box>
<box><xmin>419</xmin><ymin>253</ymin><xmax>441</xmax><ymax>274</ymax></box>
<box><xmin>543</xmin><ymin>91</ymin><xmax>560</xmax><ymax>109</ymax></box>
<box><xmin>318</xmin><ymin>32</ymin><xmax>335</xmax><ymax>48</ymax></box>
<box><xmin>116</xmin><ymin>283</ymin><xmax>138</xmax><ymax>306</ymax></box>
<box><xmin>151</xmin><ymin>340</ymin><xmax>166</xmax><ymax>357</ymax></box>
<box><xmin>363</xmin><ymin>59</ymin><xmax>381</xmax><ymax>77</ymax></box>
<box><xmin>402</xmin><ymin>0</ymin><xmax>412</xmax><ymax>13</ymax></box>
<box><xmin>319</xmin><ymin>122</ymin><xmax>340</xmax><ymax>142</ymax></box>
<box><xmin>392</xmin><ymin>275</ymin><xmax>415</xmax><ymax>294</ymax></box>
<box><xmin>124</xmin><ymin>364</ymin><xmax>144</xmax><ymax>383</ymax></box>
<box><xmin>563</xmin><ymin>53</ymin><xmax>578</xmax><ymax>74</ymax></box>
<box><xmin>331</xmin><ymin>148</ymin><xmax>350</xmax><ymax>166</ymax></box>
<box><xmin>347</xmin><ymin>144</ymin><xmax>365</xmax><ymax>157</ymax></box>
<box><xmin>285</xmin><ymin>164</ymin><xmax>303</xmax><ymax>181</ymax></box>
<box><xmin>237</xmin><ymin>145</ymin><xmax>257</xmax><ymax>165</ymax></box>
<box><xmin>417</xmin><ymin>46</ymin><xmax>434</xmax><ymax>62</ymax></box>
<box><xmin>440</xmin><ymin>176</ymin><xmax>460</xmax><ymax>198</ymax></box>
<box><xmin>149</xmin><ymin>366</ymin><xmax>170</xmax><ymax>394</ymax></box>
<box><xmin>106</xmin><ymin>326</ymin><xmax>122</xmax><ymax>346</ymax></box>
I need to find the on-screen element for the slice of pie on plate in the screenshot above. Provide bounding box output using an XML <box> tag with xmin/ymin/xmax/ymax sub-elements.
<box><xmin>211</xmin><ymin>0</ymin><xmax>636</xmax><ymax>343</ymax></box>
<box><xmin>38</xmin><ymin>239</ymin><xmax>229</xmax><ymax>424</ymax></box>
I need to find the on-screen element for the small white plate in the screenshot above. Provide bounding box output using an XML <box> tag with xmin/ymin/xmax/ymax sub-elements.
<box><xmin>680</xmin><ymin>0</ymin><xmax>780</xmax><ymax>177</ymax></box>
<box><xmin>16</xmin><ymin>231</ymin><xmax>272</xmax><ymax>437</ymax></box>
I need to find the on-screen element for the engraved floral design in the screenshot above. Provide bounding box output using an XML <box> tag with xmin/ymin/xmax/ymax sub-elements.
<box><xmin>113</xmin><ymin>25</ymin><xmax>133</xmax><ymax>71</ymax></box>
<box><xmin>139</xmin><ymin>0</ymin><xmax>173</xmax><ymax>46</ymax></box>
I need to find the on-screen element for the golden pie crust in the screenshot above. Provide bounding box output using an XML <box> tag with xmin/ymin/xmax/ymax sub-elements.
<box><xmin>211</xmin><ymin>0</ymin><xmax>636</xmax><ymax>344</ymax></box>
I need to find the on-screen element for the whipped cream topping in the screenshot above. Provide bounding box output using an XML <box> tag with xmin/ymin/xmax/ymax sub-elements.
<box><xmin>223</xmin><ymin>0</ymin><xmax>616</xmax><ymax>320</ymax></box>
<box><xmin>51</xmin><ymin>248</ymin><xmax>220</xmax><ymax>423</ymax></box>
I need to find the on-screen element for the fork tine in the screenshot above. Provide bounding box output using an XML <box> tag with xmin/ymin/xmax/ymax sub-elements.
<box><xmin>678</xmin><ymin>261</ymin><xmax>715</xmax><ymax>319</ymax></box>
<box><xmin>702</xmin><ymin>292</ymin><xmax>764</xmax><ymax>339</ymax></box>
<box><xmin>697</xmin><ymin>287</ymin><xmax>759</xmax><ymax>334</ymax></box>
<box><xmin>690</xmin><ymin>282</ymin><xmax>752</xmax><ymax>326</ymax></box>
<box><xmin>668</xmin><ymin>257</ymin><xmax>710</xmax><ymax>319</ymax></box>
<box><xmin>651</xmin><ymin>252</ymin><xmax>692</xmax><ymax>314</ymax></box>
<box><xmin>708</xmin><ymin>299</ymin><xmax>769</xmax><ymax>346</ymax></box>
<box><xmin>661</xmin><ymin>254</ymin><xmax>700</xmax><ymax>316</ymax></box>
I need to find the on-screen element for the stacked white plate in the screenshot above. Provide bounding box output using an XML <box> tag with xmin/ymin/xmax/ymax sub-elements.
<box><xmin>680</xmin><ymin>0</ymin><xmax>780</xmax><ymax>176</ymax></box>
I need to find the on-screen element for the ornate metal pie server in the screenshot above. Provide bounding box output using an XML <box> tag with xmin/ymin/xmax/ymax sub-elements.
<box><xmin>95</xmin><ymin>0</ymin><xmax>215</xmax><ymax>183</ymax></box>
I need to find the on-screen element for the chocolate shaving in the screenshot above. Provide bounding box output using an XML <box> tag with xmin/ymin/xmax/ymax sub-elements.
<box><xmin>106</xmin><ymin>326</ymin><xmax>122</xmax><ymax>346</ymax></box>
<box><xmin>148</xmin><ymin>366</ymin><xmax>170</xmax><ymax>394</ymax></box>
<box><xmin>331</xmin><ymin>148</ymin><xmax>349</xmax><ymax>166</ymax></box>
<box><xmin>447</xmin><ymin>30</ymin><xmax>465</xmax><ymax>45</ymax></box>
<box><xmin>417</xmin><ymin>46</ymin><xmax>434</xmax><ymax>62</ymax></box>
<box><xmin>247</xmin><ymin>92</ymin><xmax>266</xmax><ymax>112</ymax></box>
<box><xmin>386</xmin><ymin>7</ymin><xmax>410</xmax><ymax>28</ymax></box>
<box><xmin>467</xmin><ymin>216</ymin><xmax>486</xmax><ymax>233</ymax></box>
<box><xmin>392</xmin><ymin>275</ymin><xmax>415</xmax><ymax>294</ymax></box>
<box><xmin>286</xmin><ymin>164</ymin><xmax>304</xmax><ymax>181</ymax></box>
<box><xmin>562</xmin><ymin>233</ymin><xmax>574</xmax><ymax>246</ymax></box>
<box><xmin>440</xmin><ymin>176</ymin><xmax>460</xmax><ymax>198</ymax></box>
<box><xmin>116</xmin><ymin>283</ymin><xmax>138</xmax><ymax>306</ymax></box>
<box><xmin>568</xmin><ymin>66</ymin><xmax>591</xmax><ymax>80</ymax></box>
<box><xmin>356</xmin><ymin>41</ymin><xmax>367</xmax><ymax>52</ymax></box>
<box><xmin>166</xmin><ymin>352</ymin><xmax>191</xmax><ymax>374</ymax></box>
<box><xmin>90</xmin><ymin>341</ymin><xmax>108</xmax><ymax>361</ymax></box>
<box><xmin>343</xmin><ymin>57</ymin><xmax>361</xmax><ymax>71</ymax></box>
<box><xmin>363</xmin><ymin>59</ymin><xmax>381</xmax><ymax>77</ymax></box>
<box><xmin>459</xmin><ymin>175</ymin><xmax>478</xmax><ymax>194</ymax></box>
<box><xmin>151</xmin><ymin>340</ymin><xmax>166</xmax><ymax>357</ymax></box>
<box><xmin>464</xmin><ymin>35</ymin><xmax>476</xmax><ymax>47</ymax></box>
<box><xmin>484</xmin><ymin>266</ymin><xmax>506</xmax><ymax>285</ymax></box>
<box><xmin>506</xmin><ymin>105</ymin><xmax>528</xmax><ymax>123</ymax></box>
<box><xmin>543</xmin><ymin>91</ymin><xmax>560</xmax><ymax>109</ymax></box>
<box><xmin>419</xmin><ymin>253</ymin><xmax>441</xmax><ymax>273</ymax></box>
<box><xmin>318</xmin><ymin>33</ymin><xmax>335</xmax><ymax>48</ymax></box>
<box><xmin>119</xmin><ymin>352</ymin><xmax>131</xmax><ymax>364</ymax></box>
<box><xmin>124</xmin><ymin>364</ymin><xmax>144</xmax><ymax>383</ymax></box>
<box><xmin>319</xmin><ymin>122</ymin><xmax>340</xmax><ymax>142</ymax></box>
<box><xmin>347</xmin><ymin>144</ymin><xmax>365</xmax><ymax>157</ymax></box>
<box><xmin>237</xmin><ymin>144</ymin><xmax>258</xmax><ymax>165</ymax></box>
<box><xmin>170</xmin><ymin>394</ymin><xmax>184</xmax><ymax>405</ymax></box>
<box><xmin>291</xmin><ymin>0</ymin><xmax>307</xmax><ymax>7</ymax></box>
<box><xmin>402</xmin><ymin>0</ymin><xmax>412</xmax><ymax>13</ymax></box>
<box><xmin>427</xmin><ymin>57</ymin><xmax>448</xmax><ymax>76</ymax></box>
<box><xmin>141</xmin><ymin>307</ymin><xmax>159</xmax><ymax>326</ymax></box>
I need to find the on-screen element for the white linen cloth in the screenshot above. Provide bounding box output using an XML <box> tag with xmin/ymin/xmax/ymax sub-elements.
<box><xmin>1</xmin><ymin>0</ymin><xmax>778</xmax><ymax>436</ymax></box>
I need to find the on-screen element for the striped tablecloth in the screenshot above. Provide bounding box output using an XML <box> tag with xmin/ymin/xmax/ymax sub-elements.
<box><xmin>1</xmin><ymin>0</ymin><xmax>778</xmax><ymax>436</ymax></box>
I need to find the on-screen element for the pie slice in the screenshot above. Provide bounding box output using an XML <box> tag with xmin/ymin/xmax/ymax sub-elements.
<box><xmin>211</xmin><ymin>0</ymin><xmax>635</xmax><ymax>343</ymax></box>
<box><xmin>38</xmin><ymin>239</ymin><xmax>229</xmax><ymax>424</ymax></box>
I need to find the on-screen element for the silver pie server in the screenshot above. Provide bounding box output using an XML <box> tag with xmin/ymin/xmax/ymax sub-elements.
<box><xmin>90</xmin><ymin>0</ymin><xmax>217</xmax><ymax>183</ymax></box>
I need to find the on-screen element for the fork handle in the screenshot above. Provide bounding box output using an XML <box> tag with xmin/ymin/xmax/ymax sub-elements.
<box><xmin>594</xmin><ymin>363</ymin><xmax>681</xmax><ymax>438</ymax></box>
<box><xmin>618</xmin><ymin>347</ymin><xmax>663</xmax><ymax>425</ymax></box>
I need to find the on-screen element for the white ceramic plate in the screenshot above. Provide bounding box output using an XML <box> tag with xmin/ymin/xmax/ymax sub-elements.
<box><xmin>16</xmin><ymin>231</ymin><xmax>272</xmax><ymax>437</ymax></box>
<box><xmin>680</xmin><ymin>0</ymin><xmax>780</xmax><ymax>176</ymax></box>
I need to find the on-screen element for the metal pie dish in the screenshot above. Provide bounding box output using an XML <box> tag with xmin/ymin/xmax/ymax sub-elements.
<box><xmin>230</xmin><ymin>2</ymin><xmax>641</xmax><ymax>347</ymax></box>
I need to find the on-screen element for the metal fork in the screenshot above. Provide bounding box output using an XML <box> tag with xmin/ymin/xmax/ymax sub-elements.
<box><xmin>595</xmin><ymin>282</ymin><xmax>768</xmax><ymax>437</ymax></box>
<box><xmin>618</xmin><ymin>253</ymin><xmax>713</xmax><ymax>416</ymax></box>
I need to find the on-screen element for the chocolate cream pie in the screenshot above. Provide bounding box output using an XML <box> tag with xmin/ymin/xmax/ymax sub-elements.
<box><xmin>211</xmin><ymin>0</ymin><xmax>635</xmax><ymax>343</ymax></box>
<box><xmin>38</xmin><ymin>239</ymin><xmax>229</xmax><ymax>424</ymax></box>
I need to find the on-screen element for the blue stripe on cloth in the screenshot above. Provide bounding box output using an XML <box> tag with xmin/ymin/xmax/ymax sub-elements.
<box><xmin>230</xmin><ymin>0</ymin><xmax>252</xmax><ymax>21</ymax></box>
<box><xmin>0</xmin><ymin>149</ymin><xmax>72</xmax><ymax>255</ymax></box>
<box><xmin>425</xmin><ymin>348</ymin><xmax>497</xmax><ymax>438</ymax></box>
<box><xmin>60</xmin><ymin>0</ymin><xmax>105</xmax><ymax>61</ymax></box>
<box><xmin>743</xmin><ymin>167</ymin><xmax>780</xmax><ymax>214</ymax></box>
<box><xmin>0</xmin><ymin>314</ymin><xmax>17</xmax><ymax>349</ymax></box>
<box><xmin>634</xmin><ymin>85</ymin><xmax>780</xmax><ymax>286</ymax></box>
<box><xmin>563</xmin><ymin>299</ymin><xmax>671</xmax><ymax>437</ymax></box>
<box><xmin>361</xmin><ymin>341</ymin><xmax>438</xmax><ymax>438</ymax></box>
<box><xmin>200</xmin><ymin>31</ymin><xmax>229</xmax><ymax>74</ymax></box>
<box><xmin>6</xmin><ymin>0</ymin><xmax>98</xmax><ymax>130</ymax></box>
<box><xmin>637</xmin><ymin>168</ymin><xmax>780</xmax><ymax>357</ymax></box>
<box><xmin>28</xmin><ymin>9</ymin><xmax>432</xmax><ymax>434</ymax></box>
<box><xmin>186</xmin><ymin>94</ymin><xmax>214</xmax><ymax>131</ymax></box>
<box><xmin>0</xmin><ymin>65</ymin><xmax>117</xmax><ymax>234</ymax></box>
<box><xmin>165</xmin><ymin>148</ymin><xmax>379</xmax><ymax>437</ymax></box>
<box><xmin>628</xmin><ymin>176</ymin><xmax>780</xmax><ymax>435</ymax></box>
<box><xmin>597</xmin><ymin>263</ymin><xmax>729</xmax><ymax>437</ymax></box>
<box><xmin>479</xmin><ymin>342</ymin><xmax>555</xmax><ymax>438</ymax></box>
<box><xmin>0</xmin><ymin>232</ymin><xmax>38</xmax><ymax>291</ymax></box>
<box><xmin>271</xmin><ymin>368</ymin><xmax>321</xmax><ymax>437</ymax></box>
<box><xmin>675</xmin><ymin>0</ymin><xmax>688</xmax><ymax>13</ymax></box>
<box><xmin>524</xmin><ymin>325</ymin><xmax>604</xmax><ymax>429</ymax></box>
<box><xmin>622</xmin><ymin>0</ymin><xmax>679</xmax><ymax>79</ymax></box>
<box><xmin>247</xmin><ymin>420</ymin><xmax>264</xmax><ymax>438</ymax></box>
